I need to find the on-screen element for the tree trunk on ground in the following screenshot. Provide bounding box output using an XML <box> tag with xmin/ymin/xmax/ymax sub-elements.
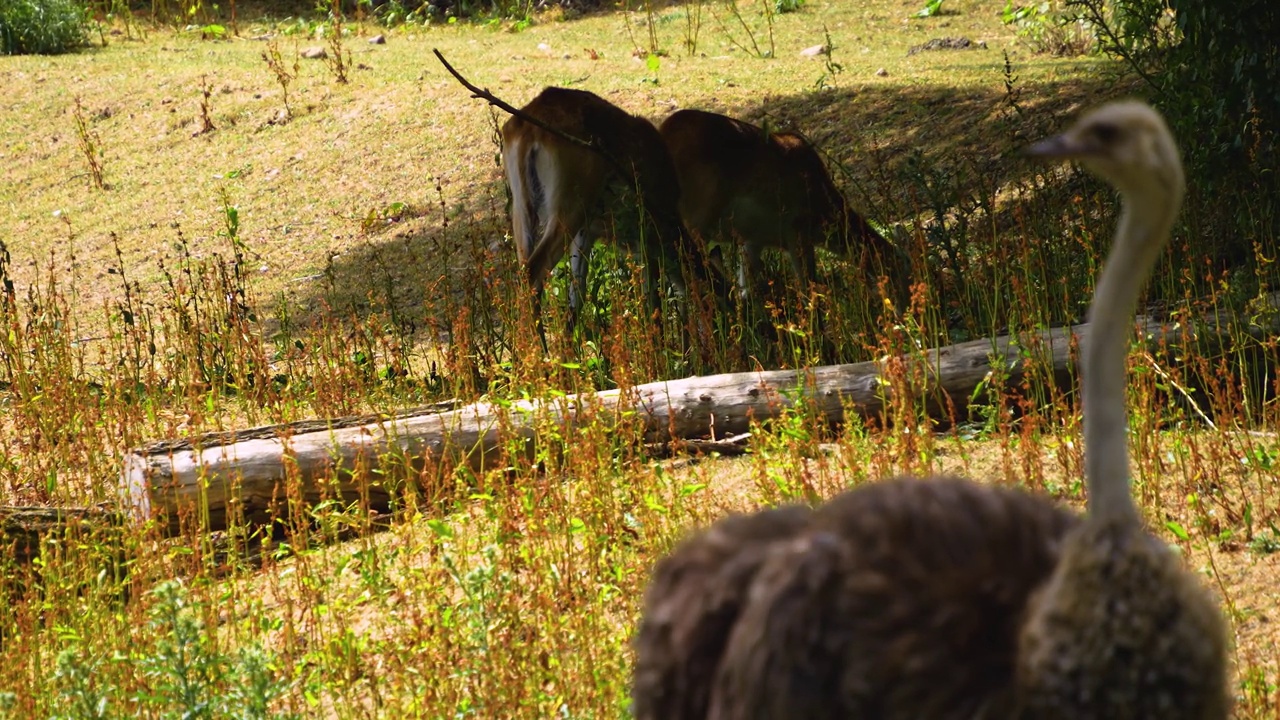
<box><xmin>100</xmin><ymin>306</ymin><xmax>1279</xmax><ymax>537</ymax></box>
<box><xmin>0</xmin><ymin>505</ymin><xmax>124</xmax><ymax>564</ymax></box>
<box><xmin>119</xmin><ymin>322</ymin><xmax>1102</xmax><ymax>535</ymax></box>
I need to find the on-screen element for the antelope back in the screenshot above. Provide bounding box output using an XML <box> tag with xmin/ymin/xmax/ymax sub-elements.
<box><xmin>660</xmin><ymin>109</ymin><xmax>845</xmax><ymax>256</ymax></box>
<box><xmin>661</xmin><ymin>109</ymin><xmax>900</xmax><ymax>305</ymax></box>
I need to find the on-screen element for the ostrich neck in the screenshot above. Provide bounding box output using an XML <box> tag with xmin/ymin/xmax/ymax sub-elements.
<box><xmin>1084</xmin><ymin>188</ymin><xmax>1178</xmax><ymax>524</ymax></box>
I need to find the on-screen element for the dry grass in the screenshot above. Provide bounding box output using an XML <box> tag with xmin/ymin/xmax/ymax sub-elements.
<box><xmin>0</xmin><ymin>0</ymin><xmax>1278</xmax><ymax>717</ymax></box>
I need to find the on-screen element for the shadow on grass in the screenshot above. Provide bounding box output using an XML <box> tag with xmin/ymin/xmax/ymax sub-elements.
<box><xmin>307</xmin><ymin>71</ymin><xmax>1121</xmax><ymax>278</ymax></box>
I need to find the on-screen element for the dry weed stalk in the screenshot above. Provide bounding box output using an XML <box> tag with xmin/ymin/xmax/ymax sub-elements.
<box><xmin>71</xmin><ymin>97</ymin><xmax>106</xmax><ymax>190</ymax></box>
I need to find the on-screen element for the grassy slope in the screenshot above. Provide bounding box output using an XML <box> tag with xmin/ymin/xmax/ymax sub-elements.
<box><xmin>1</xmin><ymin>0</ymin><xmax>1110</xmax><ymax>315</ymax></box>
<box><xmin>0</xmin><ymin>0</ymin><xmax>1277</xmax><ymax>717</ymax></box>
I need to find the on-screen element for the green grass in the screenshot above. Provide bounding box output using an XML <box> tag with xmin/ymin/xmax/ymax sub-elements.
<box><xmin>1</xmin><ymin>0</ymin><xmax>1279</xmax><ymax>716</ymax></box>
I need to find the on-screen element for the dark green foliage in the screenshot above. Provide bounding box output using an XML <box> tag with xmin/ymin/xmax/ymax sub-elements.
<box><xmin>0</xmin><ymin>0</ymin><xmax>89</xmax><ymax>55</ymax></box>
<box><xmin>1159</xmin><ymin>0</ymin><xmax>1280</xmax><ymax>268</ymax></box>
<box><xmin>1163</xmin><ymin>0</ymin><xmax>1280</xmax><ymax>148</ymax></box>
<box><xmin>1080</xmin><ymin>0</ymin><xmax>1280</xmax><ymax>269</ymax></box>
<box><xmin>1162</xmin><ymin>0</ymin><xmax>1280</xmax><ymax>263</ymax></box>
<box><xmin>362</xmin><ymin>0</ymin><xmax>603</xmax><ymax>22</ymax></box>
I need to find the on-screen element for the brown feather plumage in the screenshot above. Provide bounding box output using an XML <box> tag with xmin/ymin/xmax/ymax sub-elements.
<box><xmin>699</xmin><ymin>478</ymin><xmax>1078</xmax><ymax>720</ymax></box>
<box><xmin>632</xmin><ymin>505</ymin><xmax>813</xmax><ymax>720</ymax></box>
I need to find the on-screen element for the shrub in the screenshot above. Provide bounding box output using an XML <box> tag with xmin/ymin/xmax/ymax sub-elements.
<box><xmin>1075</xmin><ymin>0</ymin><xmax>1280</xmax><ymax>272</ymax></box>
<box><xmin>0</xmin><ymin>0</ymin><xmax>90</xmax><ymax>55</ymax></box>
<box><xmin>1002</xmin><ymin>1</ymin><xmax>1097</xmax><ymax>56</ymax></box>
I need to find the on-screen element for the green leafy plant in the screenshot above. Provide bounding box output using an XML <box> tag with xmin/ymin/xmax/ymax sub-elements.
<box><xmin>0</xmin><ymin>0</ymin><xmax>89</xmax><ymax>55</ymax></box>
<box><xmin>812</xmin><ymin>24</ymin><xmax>843</xmax><ymax>89</ymax></box>
<box><xmin>643</xmin><ymin>51</ymin><xmax>661</xmax><ymax>84</ymax></box>
<box><xmin>361</xmin><ymin>201</ymin><xmax>410</xmax><ymax>233</ymax></box>
<box><xmin>913</xmin><ymin>0</ymin><xmax>943</xmax><ymax>18</ymax></box>
<box><xmin>1248</xmin><ymin>529</ymin><xmax>1280</xmax><ymax>556</ymax></box>
<box><xmin>1001</xmin><ymin>1</ymin><xmax>1096</xmax><ymax>55</ymax></box>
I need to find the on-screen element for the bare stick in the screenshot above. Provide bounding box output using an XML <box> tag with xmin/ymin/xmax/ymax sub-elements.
<box><xmin>431</xmin><ymin>48</ymin><xmax>629</xmax><ymax>176</ymax></box>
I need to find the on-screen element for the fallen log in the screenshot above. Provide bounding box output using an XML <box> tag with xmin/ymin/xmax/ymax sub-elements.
<box><xmin>121</xmin><ymin>323</ymin><xmax>1085</xmax><ymax>535</ymax></box>
<box><xmin>120</xmin><ymin>311</ymin><xmax>1274</xmax><ymax>536</ymax></box>
<box><xmin>1</xmin><ymin>505</ymin><xmax>124</xmax><ymax>565</ymax></box>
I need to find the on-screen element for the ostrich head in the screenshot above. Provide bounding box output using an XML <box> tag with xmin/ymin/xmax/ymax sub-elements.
<box><xmin>1028</xmin><ymin>100</ymin><xmax>1185</xmax><ymax>222</ymax></box>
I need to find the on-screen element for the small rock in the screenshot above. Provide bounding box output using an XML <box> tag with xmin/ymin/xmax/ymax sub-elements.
<box><xmin>301</xmin><ymin>46</ymin><xmax>327</xmax><ymax>59</ymax></box>
<box><xmin>369</xmin><ymin>34</ymin><xmax>386</xmax><ymax>44</ymax></box>
<box><xmin>875</xmin><ymin>67</ymin><xmax>888</xmax><ymax>77</ymax></box>
<box><xmin>799</xmin><ymin>44</ymin><xmax>828</xmax><ymax>58</ymax></box>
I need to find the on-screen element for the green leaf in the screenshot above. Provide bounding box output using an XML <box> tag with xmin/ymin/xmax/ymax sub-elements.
<box><xmin>427</xmin><ymin>519</ymin><xmax>454</xmax><ymax>539</ymax></box>
<box><xmin>914</xmin><ymin>0</ymin><xmax>943</xmax><ymax>18</ymax></box>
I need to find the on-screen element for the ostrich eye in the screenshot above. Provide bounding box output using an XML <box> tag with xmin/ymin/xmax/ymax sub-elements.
<box><xmin>1089</xmin><ymin>122</ymin><xmax>1120</xmax><ymax>145</ymax></box>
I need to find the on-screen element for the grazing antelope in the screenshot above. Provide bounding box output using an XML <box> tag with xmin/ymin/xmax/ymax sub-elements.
<box><xmin>501</xmin><ymin>87</ymin><xmax>720</xmax><ymax>328</ymax></box>
<box><xmin>659</xmin><ymin>109</ymin><xmax>902</xmax><ymax>306</ymax></box>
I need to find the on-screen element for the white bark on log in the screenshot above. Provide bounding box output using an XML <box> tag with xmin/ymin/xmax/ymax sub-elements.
<box><xmin>120</xmin><ymin>316</ymin><xmax>1218</xmax><ymax>535</ymax></box>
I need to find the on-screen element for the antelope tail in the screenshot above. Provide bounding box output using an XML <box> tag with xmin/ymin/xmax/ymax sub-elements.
<box><xmin>504</xmin><ymin>134</ymin><xmax>543</xmax><ymax>265</ymax></box>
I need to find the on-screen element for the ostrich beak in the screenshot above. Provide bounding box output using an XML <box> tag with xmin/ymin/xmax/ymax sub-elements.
<box><xmin>1025</xmin><ymin>133</ymin><xmax>1097</xmax><ymax>160</ymax></box>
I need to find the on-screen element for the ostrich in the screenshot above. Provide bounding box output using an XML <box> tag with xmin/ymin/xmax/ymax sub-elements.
<box><xmin>631</xmin><ymin>101</ymin><xmax>1230</xmax><ymax>719</ymax></box>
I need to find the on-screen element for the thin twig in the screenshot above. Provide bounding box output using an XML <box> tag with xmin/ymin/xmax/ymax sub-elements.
<box><xmin>432</xmin><ymin>48</ymin><xmax>606</xmax><ymax>159</ymax></box>
<box><xmin>1143</xmin><ymin>351</ymin><xmax>1217</xmax><ymax>431</ymax></box>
